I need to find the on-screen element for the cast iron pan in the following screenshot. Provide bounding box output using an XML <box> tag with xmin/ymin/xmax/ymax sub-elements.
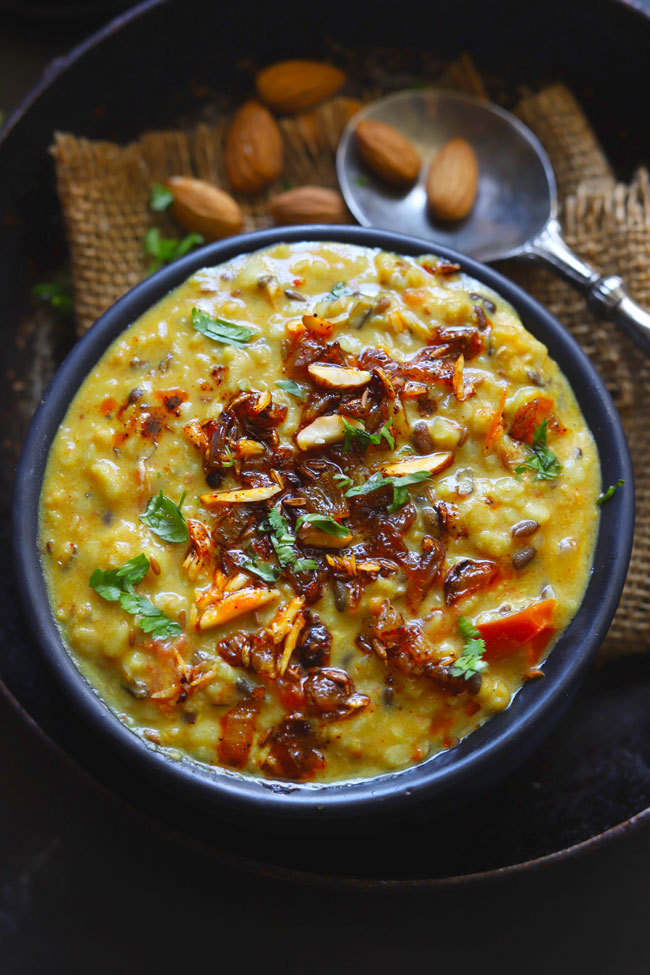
<box><xmin>2</xmin><ymin>0</ymin><xmax>650</xmax><ymax>887</ymax></box>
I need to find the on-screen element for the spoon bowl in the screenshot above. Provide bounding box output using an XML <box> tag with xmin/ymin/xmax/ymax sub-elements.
<box><xmin>337</xmin><ymin>89</ymin><xmax>554</xmax><ymax>262</ymax></box>
<box><xmin>337</xmin><ymin>89</ymin><xmax>650</xmax><ymax>352</ymax></box>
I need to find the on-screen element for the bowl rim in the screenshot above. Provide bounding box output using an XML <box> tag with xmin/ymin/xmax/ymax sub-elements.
<box><xmin>12</xmin><ymin>224</ymin><xmax>635</xmax><ymax>821</ymax></box>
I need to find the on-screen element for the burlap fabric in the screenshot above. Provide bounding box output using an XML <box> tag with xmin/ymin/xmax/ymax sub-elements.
<box><xmin>51</xmin><ymin>58</ymin><xmax>650</xmax><ymax>656</ymax></box>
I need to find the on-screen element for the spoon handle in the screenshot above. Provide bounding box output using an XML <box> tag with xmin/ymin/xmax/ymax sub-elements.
<box><xmin>522</xmin><ymin>219</ymin><xmax>650</xmax><ymax>355</ymax></box>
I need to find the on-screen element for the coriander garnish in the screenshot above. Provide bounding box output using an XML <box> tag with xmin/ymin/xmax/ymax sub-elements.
<box><xmin>266</xmin><ymin>507</ymin><xmax>318</xmax><ymax>572</ymax></box>
<box><xmin>89</xmin><ymin>554</ymin><xmax>181</xmax><ymax>640</ymax></box>
<box><xmin>333</xmin><ymin>472</ymin><xmax>353</xmax><ymax>490</ymax></box>
<box><xmin>514</xmin><ymin>419</ymin><xmax>562</xmax><ymax>481</ymax></box>
<box><xmin>328</xmin><ymin>281</ymin><xmax>348</xmax><ymax>299</ymax></box>
<box><xmin>275</xmin><ymin>379</ymin><xmax>306</xmax><ymax>399</ymax></box>
<box><xmin>295</xmin><ymin>513</ymin><xmax>349</xmax><ymax>538</ymax></box>
<box><xmin>450</xmin><ymin>617</ymin><xmax>488</xmax><ymax>680</ymax></box>
<box><xmin>342</xmin><ymin>418</ymin><xmax>395</xmax><ymax>452</ymax></box>
<box><xmin>345</xmin><ymin>469</ymin><xmax>432</xmax><ymax>513</ymax></box>
<box><xmin>149</xmin><ymin>183</ymin><xmax>174</xmax><ymax>212</ymax></box>
<box><xmin>191</xmin><ymin>307</ymin><xmax>256</xmax><ymax>348</ymax></box>
<box><xmin>241</xmin><ymin>555</ymin><xmax>280</xmax><ymax>582</ymax></box>
<box><xmin>144</xmin><ymin>227</ymin><xmax>204</xmax><ymax>274</ymax></box>
<box><xmin>597</xmin><ymin>479</ymin><xmax>625</xmax><ymax>505</ymax></box>
<box><xmin>32</xmin><ymin>276</ymin><xmax>74</xmax><ymax>316</ymax></box>
<box><xmin>140</xmin><ymin>490</ymin><xmax>188</xmax><ymax>543</ymax></box>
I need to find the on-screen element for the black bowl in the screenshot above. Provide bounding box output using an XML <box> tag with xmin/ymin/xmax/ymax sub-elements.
<box><xmin>12</xmin><ymin>225</ymin><xmax>634</xmax><ymax>828</ymax></box>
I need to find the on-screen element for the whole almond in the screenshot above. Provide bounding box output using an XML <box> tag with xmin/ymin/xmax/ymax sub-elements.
<box><xmin>268</xmin><ymin>186</ymin><xmax>348</xmax><ymax>225</ymax></box>
<box><xmin>166</xmin><ymin>176</ymin><xmax>243</xmax><ymax>240</ymax></box>
<box><xmin>256</xmin><ymin>59</ymin><xmax>346</xmax><ymax>115</ymax></box>
<box><xmin>225</xmin><ymin>100</ymin><xmax>284</xmax><ymax>194</ymax></box>
<box><xmin>355</xmin><ymin>119</ymin><xmax>421</xmax><ymax>187</ymax></box>
<box><xmin>426</xmin><ymin>138</ymin><xmax>479</xmax><ymax>221</ymax></box>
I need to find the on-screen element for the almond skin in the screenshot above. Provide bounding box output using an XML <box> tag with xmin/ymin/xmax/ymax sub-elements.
<box><xmin>225</xmin><ymin>100</ymin><xmax>284</xmax><ymax>194</ymax></box>
<box><xmin>256</xmin><ymin>60</ymin><xmax>346</xmax><ymax>114</ymax></box>
<box><xmin>355</xmin><ymin>119</ymin><xmax>421</xmax><ymax>187</ymax></box>
<box><xmin>268</xmin><ymin>185</ymin><xmax>348</xmax><ymax>225</ymax></box>
<box><xmin>165</xmin><ymin>176</ymin><xmax>243</xmax><ymax>240</ymax></box>
<box><xmin>426</xmin><ymin>138</ymin><xmax>479</xmax><ymax>221</ymax></box>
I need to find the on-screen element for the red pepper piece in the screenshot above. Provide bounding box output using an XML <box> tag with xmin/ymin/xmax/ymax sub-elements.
<box><xmin>477</xmin><ymin>599</ymin><xmax>556</xmax><ymax>661</ymax></box>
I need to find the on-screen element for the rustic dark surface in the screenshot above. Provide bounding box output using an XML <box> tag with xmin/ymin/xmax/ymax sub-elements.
<box><xmin>3</xmin><ymin>2</ymin><xmax>650</xmax><ymax>970</ymax></box>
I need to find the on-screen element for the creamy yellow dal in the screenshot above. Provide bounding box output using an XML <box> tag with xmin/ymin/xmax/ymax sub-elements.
<box><xmin>40</xmin><ymin>242</ymin><xmax>600</xmax><ymax>782</ymax></box>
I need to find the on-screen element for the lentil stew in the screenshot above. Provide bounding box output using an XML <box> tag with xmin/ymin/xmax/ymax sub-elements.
<box><xmin>39</xmin><ymin>242</ymin><xmax>600</xmax><ymax>782</ymax></box>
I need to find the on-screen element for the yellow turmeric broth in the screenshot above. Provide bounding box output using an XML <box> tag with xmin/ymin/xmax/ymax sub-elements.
<box><xmin>40</xmin><ymin>242</ymin><xmax>600</xmax><ymax>782</ymax></box>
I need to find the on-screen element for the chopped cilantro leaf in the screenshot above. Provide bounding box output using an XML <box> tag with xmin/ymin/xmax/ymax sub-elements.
<box><xmin>597</xmin><ymin>479</ymin><xmax>625</xmax><ymax>505</ymax></box>
<box><xmin>149</xmin><ymin>183</ymin><xmax>174</xmax><ymax>211</ymax></box>
<box><xmin>144</xmin><ymin>227</ymin><xmax>204</xmax><ymax>274</ymax></box>
<box><xmin>450</xmin><ymin>616</ymin><xmax>487</xmax><ymax>680</ymax></box>
<box><xmin>89</xmin><ymin>554</ymin><xmax>150</xmax><ymax>601</ymax></box>
<box><xmin>294</xmin><ymin>558</ymin><xmax>319</xmax><ymax>573</ymax></box>
<box><xmin>265</xmin><ymin>506</ymin><xmax>317</xmax><ymax>573</ymax></box>
<box><xmin>32</xmin><ymin>276</ymin><xmax>74</xmax><ymax>316</ymax></box>
<box><xmin>333</xmin><ymin>472</ymin><xmax>353</xmax><ymax>490</ymax></box>
<box><xmin>295</xmin><ymin>513</ymin><xmax>349</xmax><ymax>538</ymax></box>
<box><xmin>191</xmin><ymin>307</ymin><xmax>256</xmax><ymax>348</ymax></box>
<box><xmin>342</xmin><ymin>418</ymin><xmax>395</xmax><ymax>452</ymax></box>
<box><xmin>328</xmin><ymin>281</ymin><xmax>348</xmax><ymax>299</ymax></box>
<box><xmin>241</xmin><ymin>555</ymin><xmax>280</xmax><ymax>582</ymax></box>
<box><xmin>275</xmin><ymin>379</ymin><xmax>306</xmax><ymax>399</ymax></box>
<box><xmin>355</xmin><ymin>175</ymin><xmax>369</xmax><ymax>187</ymax></box>
<box><xmin>140</xmin><ymin>490</ymin><xmax>188</xmax><ymax>543</ymax></box>
<box><xmin>514</xmin><ymin>419</ymin><xmax>562</xmax><ymax>481</ymax></box>
<box><xmin>345</xmin><ymin>469</ymin><xmax>432</xmax><ymax>513</ymax></box>
<box><xmin>266</xmin><ymin>507</ymin><xmax>297</xmax><ymax>567</ymax></box>
<box><xmin>118</xmin><ymin>592</ymin><xmax>182</xmax><ymax>639</ymax></box>
<box><xmin>89</xmin><ymin>553</ymin><xmax>180</xmax><ymax>640</ymax></box>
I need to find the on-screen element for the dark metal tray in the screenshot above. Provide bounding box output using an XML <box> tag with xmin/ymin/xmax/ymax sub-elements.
<box><xmin>2</xmin><ymin>0</ymin><xmax>650</xmax><ymax>888</ymax></box>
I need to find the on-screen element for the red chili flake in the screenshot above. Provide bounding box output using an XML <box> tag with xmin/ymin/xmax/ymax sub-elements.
<box><xmin>154</xmin><ymin>388</ymin><xmax>189</xmax><ymax>416</ymax></box>
<box><xmin>100</xmin><ymin>397</ymin><xmax>118</xmax><ymax>416</ymax></box>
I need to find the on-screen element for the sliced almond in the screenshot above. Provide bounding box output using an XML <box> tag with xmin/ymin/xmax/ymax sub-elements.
<box><xmin>235</xmin><ymin>438</ymin><xmax>266</xmax><ymax>458</ymax></box>
<box><xmin>200</xmin><ymin>484</ymin><xmax>281</xmax><ymax>506</ymax></box>
<box><xmin>302</xmin><ymin>313</ymin><xmax>336</xmax><ymax>337</ymax></box>
<box><xmin>278</xmin><ymin>612</ymin><xmax>307</xmax><ymax>676</ymax></box>
<box><xmin>223</xmin><ymin>572</ymin><xmax>250</xmax><ymax>592</ymax></box>
<box><xmin>267</xmin><ymin>596</ymin><xmax>306</xmax><ymax>644</ymax></box>
<box><xmin>383</xmin><ymin>452</ymin><xmax>454</xmax><ymax>477</ymax></box>
<box><xmin>298</xmin><ymin>525</ymin><xmax>353</xmax><ymax>549</ymax></box>
<box><xmin>401</xmin><ymin>381</ymin><xmax>429</xmax><ymax>399</ymax></box>
<box><xmin>197</xmin><ymin>588</ymin><xmax>280</xmax><ymax>630</ymax></box>
<box><xmin>307</xmin><ymin>362</ymin><xmax>372</xmax><ymax>389</ymax></box>
<box><xmin>296</xmin><ymin>414</ymin><xmax>362</xmax><ymax>451</ymax></box>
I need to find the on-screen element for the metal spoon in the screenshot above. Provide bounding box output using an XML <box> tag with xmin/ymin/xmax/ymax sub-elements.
<box><xmin>336</xmin><ymin>89</ymin><xmax>650</xmax><ymax>353</ymax></box>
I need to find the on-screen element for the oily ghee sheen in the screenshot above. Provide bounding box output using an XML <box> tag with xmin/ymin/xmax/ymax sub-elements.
<box><xmin>40</xmin><ymin>243</ymin><xmax>600</xmax><ymax>782</ymax></box>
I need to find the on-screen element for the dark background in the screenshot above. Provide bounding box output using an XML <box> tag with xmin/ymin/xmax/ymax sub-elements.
<box><xmin>2</xmin><ymin>3</ymin><xmax>650</xmax><ymax>972</ymax></box>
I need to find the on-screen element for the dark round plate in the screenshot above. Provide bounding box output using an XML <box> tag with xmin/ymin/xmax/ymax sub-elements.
<box><xmin>2</xmin><ymin>0</ymin><xmax>650</xmax><ymax>887</ymax></box>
